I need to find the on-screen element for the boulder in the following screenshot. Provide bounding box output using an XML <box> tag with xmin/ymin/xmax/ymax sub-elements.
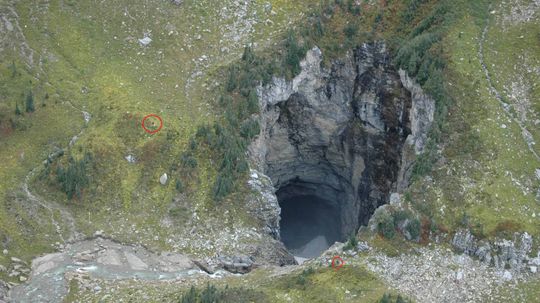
<box><xmin>502</xmin><ymin>270</ymin><xmax>513</xmax><ymax>281</ymax></box>
<box><xmin>10</xmin><ymin>257</ymin><xmax>24</xmax><ymax>264</ymax></box>
<box><xmin>218</xmin><ymin>255</ymin><xmax>254</xmax><ymax>274</ymax></box>
<box><xmin>160</xmin><ymin>173</ymin><xmax>168</xmax><ymax>185</ymax></box>
<box><xmin>125</xmin><ymin>155</ymin><xmax>136</xmax><ymax>163</ymax></box>
<box><xmin>138</xmin><ymin>37</ymin><xmax>152</xmax><ymax>46</ymax></box>
<box><xmin>193</xmin><ymin>259</ymin><xmax>214</xmax><ymax>274</ymax></box>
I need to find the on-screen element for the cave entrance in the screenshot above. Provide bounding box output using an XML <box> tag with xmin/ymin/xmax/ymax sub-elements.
<box><xmin>255</xmin><ymin>43</ymin><xmax>418</xmax><ymax>261</ymax></box>
<box><xmin>276</xmin><ymin>179</ymin><xmax>344</xmax><ymax>259</ymax></box>
<box><xmin>279</xmin><ymin>194</ymin><xmax>341</xmax><ymax>258</ymax></box>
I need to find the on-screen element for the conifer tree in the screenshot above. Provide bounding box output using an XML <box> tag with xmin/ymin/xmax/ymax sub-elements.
<box><xmin>25</xmin><ymin>91</ymin><xmax>35</xmax><ymax>113</ymax></box>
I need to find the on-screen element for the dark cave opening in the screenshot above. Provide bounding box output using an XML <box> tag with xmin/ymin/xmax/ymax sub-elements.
<box><xmin>278</xmin><ymin>183</ymin><xmax>342</xmax><ymax>258</ymax></box>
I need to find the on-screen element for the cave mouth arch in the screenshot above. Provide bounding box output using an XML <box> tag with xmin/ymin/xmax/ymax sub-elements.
<box><xmin>254</xmin><ymin>43</ymin><xmax>422</xmax><ymax>259</ymax></box>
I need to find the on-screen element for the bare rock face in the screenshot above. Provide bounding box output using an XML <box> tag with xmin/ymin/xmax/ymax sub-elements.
<box><xmin>452</xmin><ymin>229</ymin><xmax>537</xmax><ymax>273</ymax></box>
<box><xmin>251</xmin><ymin>42</ymin><xmax>434</xmax><ymax>241</ymax></box>
<box><xmin>246</xmin><ymin>169</ymin><xmax>281</xmax><ymax>239</ymax></box>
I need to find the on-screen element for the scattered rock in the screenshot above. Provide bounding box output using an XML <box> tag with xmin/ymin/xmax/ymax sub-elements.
<box><xmin>0</xmin><ymin>280</ymin><xmax>9</xmax><ymax>302</ymax></box>
<box><xmin>74</xmin><ymin>250</ymin><xmax>96</xmax><ymax>262</ymax></box>
<box><xmin>138</xmin><ymin>37</ymin><xmax>152</xmax><ymax>46</ymax></box>
<box><xmin>160</xmin><ymin>173</ymin><xmax>168</xmax><ymax>185</ymax></box>
<box><xmin>389</xmin><ymin>193</ymin><xmax>401</xmax><ymax>205</ymax></box>
<box><xmin>356</xmin><ymin>242</ymin><xmax>370</xmax><ymax>252</ymax></box>
<box><xmin>502</xmin><ymin>270</ymin><xmax>512</xmax><ymax>281</ymax></box>
<box><xmin>2</xmin><ymin>250</ymin><xmax>7</xmax><ymax>255</ymax></box>
<box><xmin>125</xmin><ymin>155</ymin><xmax>136</xmax><ymax>163</ymax></box>
<box><xmin>18</xmin><ymin>276</ymin><xmax>26</xmax><ymax>282</ymax></box>
<box><xmin>10</xmin><ymin>257</ymin><xmax>24</xmax><ymax>264</ymax></box>
<box><xmin>8</xmin><ymin>271</ymin><xmax>20</xmax><ymax>277</ymax></box>
<box><xmin>0</xmin><ymin>265</ymin><xmax>5</xmax><ymax>272</ymax></box>
<box><xmin>171</xmin><ymin>0</ymin><xmax>183</xmax><ymax>5</ymax></box>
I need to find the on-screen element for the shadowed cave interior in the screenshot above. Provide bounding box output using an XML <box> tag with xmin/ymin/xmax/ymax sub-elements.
<box><xmin>278</xmin><ymin>186</ymin><xmax>342</xmax><ymax>258</ymax></box>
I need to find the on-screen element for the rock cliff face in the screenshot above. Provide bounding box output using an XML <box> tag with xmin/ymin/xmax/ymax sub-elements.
<box><xmin>452</xmin><ymin>229</ymin><xmax>539</xmax><ymax>274</ymax></box>
<box><xmin>250</xmin><ymin>42</ymin><xmax>435</xmax><ymax>245</ymax></box>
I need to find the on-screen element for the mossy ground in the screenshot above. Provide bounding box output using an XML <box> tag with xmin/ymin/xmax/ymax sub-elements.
<box><xmin>406</xmin><ymin>0</ymin><xmax>540</xmax><ymax>244</ymax></box>
<box><xmin>0</xmin><ymin>0</ymin><xmax>314</xmax><ymax>278</ymax></box>
<box><xmin>1</xmin><ymin>0</ymin><xmax>539</xmax><ymax>300</ymax></box>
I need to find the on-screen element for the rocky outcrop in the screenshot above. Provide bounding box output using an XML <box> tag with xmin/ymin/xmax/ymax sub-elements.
<box><xmin>246</xmin><ymin>169</ymin><xmax>281</xmax><ymax>239</ymax></box>
<box><xmin>452</xmin><ymin>229</ymin><xmax>538</xmax><ymax>273</ymax></box>
<box><xmin>217</xmin><ymin>255</ymin><xmax>254</xmax><ymax>274</ymax></box>
<box><xmin>9</xmin><ymin>238</ymin><xmax>199</xmax><ymax>302</ymax></box>
<box><xmin>250</xmin><ymin>42</ymin><xmax>435</xmax><ymax>241</ymax></box>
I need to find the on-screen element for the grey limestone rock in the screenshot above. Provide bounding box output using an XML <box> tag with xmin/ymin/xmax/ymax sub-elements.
<box><xmin>252</xmin><ymin>42</ymin><xmax>434</xmax><ymax>239</ymax></box>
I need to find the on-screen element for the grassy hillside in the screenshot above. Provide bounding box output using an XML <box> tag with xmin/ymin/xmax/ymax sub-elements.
<box><xmin>403</xmin><ymin>0</ymin><xmax>540</xmax><ymax>243</ymax></box>
<box><xmin>0</xmin><ymin>0</ymin><xmax>539</xmax><ymax>301</ymax></box>
<box><xmin>0</xmin><ymin>0</ymin><xmax>316</xmax><ymax>277</ymax></box>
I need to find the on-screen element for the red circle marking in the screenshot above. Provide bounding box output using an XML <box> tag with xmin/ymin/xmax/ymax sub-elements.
<box><xmin>141</xmin><ymin>114</ymin><xmax>163</xmax><ymax>134</ymax></box>
<box><xmin>331</xmin><ymin>256</ymin><xmax>344</xmax><ymax>271</ymax></box>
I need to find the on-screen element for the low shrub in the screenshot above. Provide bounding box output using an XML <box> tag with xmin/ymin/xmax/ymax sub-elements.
<box><xmin>343</xmin><ymin>233</ymin><xmax>359</xmax><ymax>250</ymax></box>
<box><xmin>377</xmin><ymin>211</ymin><xmax>396</xmax><ymax>239</ymax></box>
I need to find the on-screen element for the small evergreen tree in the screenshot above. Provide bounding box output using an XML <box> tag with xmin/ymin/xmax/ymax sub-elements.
<box><xmin>175</xmin><ymin>180</ymin><xmax>184</xmax><ymax>193</ymax></box>
<box><xmin>284</xmin><ymin>31</ymin><xmax>303</xmax><ymax>76</ymax></box>
<box><xmin>15</xmin><ymin>102</ymin><xmax>22</xmax><ymax>115</ymax></box>
<box><xmin>406</xmin><ymin>218</ymin><xmax>422</xmax><ymax>240</ymax></box>
<box><xmin>377</xmin><ymin>212</ymin><xmax>396</xmax><ymax>239</ymax></box>
<box><xmin>343</xmin><ymin>233</ymin><xmax>358</xmax><ymax>250</ymax></box>
<box><xmin>396</xmin><ymin>295</ymin><xmax>407</xmax><ymax>303</ymax></box>
<box><xmin>241</xmin><ymin>46</ymin><xmax>255</xmax><ymax>63</ymax></box>
<box><xmin>200</xmin><ymin>284</ymin><xmax>220</xmax><ymax>303</ymax></box>
<box><xmin>25</xmin><ymin>91</ymin><xmax>35</xmax><ymax>113</ymax></box>
<box><xmin>180</xmin><ymin>286</ymin><xmax>197</xmax><ymax>303</ymax></box>
<box><xmin>9</xmin><ymin>61</ymin><xmax>17</xmax><ymax>78</ymax></box>
<box><xmin>246</xmin><ymin>89</ymin><xmax>259</xmax><ymax>114</ymax></box>
<box><xmin>344</xmin><ymin>23</ymin><xmax>358</xmax><ymax>39</ymax></box>
<box><xmin>379</xmin><ymin>293</ymin><xmax>391</xmax><ymax>303</ymax></box>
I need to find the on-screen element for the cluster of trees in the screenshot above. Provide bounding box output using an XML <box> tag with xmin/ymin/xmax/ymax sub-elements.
<box><xmin>47</xmin><ymin>153</ymin><xmax>92</xmax><ymax>200</ymax></box>
<box><xmin>186</xmin><ymin>42</ymin><xmax>299</xmax><ymax>201</ymax></box>
<box><xmin>176</xmin><ymin>1</ymin><xmax>357</xmax><ymax>202</ymax></box>
<box><xmin>392</xmin><ymin>1</ymin><xmax>454</xmax><ymax>178</ymax></box>
<box><xmin>180</xmin><ymin>284</ymin><xmax>221</xmax><ymax>303</ymax></box>
<box><xmin>15</xmin><ymin>91</ymin><xmax>35</xmax><ymax>116</ymax></box>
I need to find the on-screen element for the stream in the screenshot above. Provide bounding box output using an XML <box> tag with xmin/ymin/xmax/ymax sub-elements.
<box><xmin>9</xmin><ymin>238</ymin><xmax>220</xmax><ymax>303</ymax></box>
